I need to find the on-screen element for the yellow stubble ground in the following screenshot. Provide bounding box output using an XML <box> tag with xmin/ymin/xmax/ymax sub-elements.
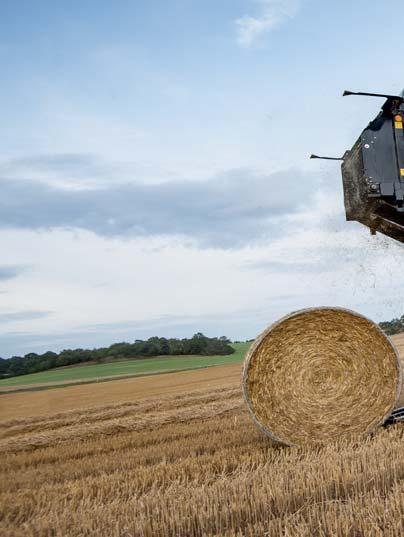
<box><xmin>1</xmin><ymin>334</ymin><xmax>404</xmax><ymax>536</ymax></box>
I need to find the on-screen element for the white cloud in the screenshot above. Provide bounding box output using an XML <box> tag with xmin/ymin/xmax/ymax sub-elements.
<box><xmin>235</xmin><ymin>0</ymin><xmax>300</xmax><ymax>47</ymax></box>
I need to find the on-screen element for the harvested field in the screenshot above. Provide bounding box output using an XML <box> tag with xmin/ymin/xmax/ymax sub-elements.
<box><xmin>1</xmin><ymin>334</ymin><xmax>404</xmax><ymax>536</ymax></box>
<box><xmin>0</xmin><ymin>363</ymin><xmax>242</xmax><ymax>420</ymax></box>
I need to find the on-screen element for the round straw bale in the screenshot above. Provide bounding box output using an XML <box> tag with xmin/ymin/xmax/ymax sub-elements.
<box><xmin>242</xmin><ymin>307</ymin><xmax>402</xmax><ymax>446</ymax></box>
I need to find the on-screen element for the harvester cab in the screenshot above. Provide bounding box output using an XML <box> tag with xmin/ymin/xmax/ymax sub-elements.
<box><xmin>311</xmin><ymin>90</ymin><xmax>404</xmax><ymax>243</ymax></box>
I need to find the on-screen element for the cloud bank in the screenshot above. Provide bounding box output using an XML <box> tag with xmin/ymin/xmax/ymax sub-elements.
<box><xmin>0</xmin><ymin>164</ymin><xmax>320</xmax><ymax>248</ymax></box>
<box><xmin>0</xmin><ymin>311</ymin><xmax>52</xmax><ymax>324</ymax></box>
<box><xmin>0</xmin><ymin>265</ymin><xmax>26</xmax><ymax>281</ymax></box>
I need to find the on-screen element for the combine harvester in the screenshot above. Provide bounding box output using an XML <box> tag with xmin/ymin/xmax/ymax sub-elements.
<box><xmin>311</xmin><ymin>90</ymin><xmax>404</xmax><ymax>242</ymax></box>
<box><xmin>243</xmin><ymin>91</ymin><xmax>404</xmax><ymax>445</ymax></box>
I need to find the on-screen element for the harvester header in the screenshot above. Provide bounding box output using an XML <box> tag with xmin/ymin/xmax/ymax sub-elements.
<box><xmin>312</xmin><ymin>90</ymin><xmax>404</xmax><ymax>243</ymax></box>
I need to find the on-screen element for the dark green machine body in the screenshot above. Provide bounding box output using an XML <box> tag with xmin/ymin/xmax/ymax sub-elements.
<box><xmin>341</xmin><ymin>93</ymin><xmax>404</xmax><ymax>243</ymax></box>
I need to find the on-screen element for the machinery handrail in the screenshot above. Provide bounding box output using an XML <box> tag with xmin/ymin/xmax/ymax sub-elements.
<box><xmin>384</xmin><ymin>406</ymin><xmax>404</xmax><ymax>426</ymax></box>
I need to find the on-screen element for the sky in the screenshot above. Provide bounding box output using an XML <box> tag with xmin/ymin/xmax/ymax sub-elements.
<box><xmin>1</xmin><ymin>0</ymin><xmax>404</xmax><ymax>357</ymax></box>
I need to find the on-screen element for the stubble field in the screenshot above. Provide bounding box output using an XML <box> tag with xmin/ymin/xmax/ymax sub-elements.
<box><xmin>1</xmin><ymin>334</ymin><xmax>404</xmax><ymax>536</ymax></box>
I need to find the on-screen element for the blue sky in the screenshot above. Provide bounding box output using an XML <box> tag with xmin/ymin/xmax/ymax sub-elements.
<box><xmin>1</xmin><ymin>0</ymin><xmax>404</xmax><ymax>357</ymax></box>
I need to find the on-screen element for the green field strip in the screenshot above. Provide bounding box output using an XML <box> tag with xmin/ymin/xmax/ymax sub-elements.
<box><xmin>0</xmin><ymin>342</ymin><xmax>250</xmax><ymax>388</ymax></box>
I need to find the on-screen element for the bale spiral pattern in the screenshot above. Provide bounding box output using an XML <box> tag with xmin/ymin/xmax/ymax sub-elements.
<box><xmin>242</xmin><ymin>308</ymin><xmax>402</xmax><ymax>446</ymax></box>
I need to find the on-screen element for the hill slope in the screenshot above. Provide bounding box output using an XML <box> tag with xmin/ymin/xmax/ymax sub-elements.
<box><xmin>0</xmin><ymin>342</ymin><xmax>250</xmax><ymax>390</ymax></box>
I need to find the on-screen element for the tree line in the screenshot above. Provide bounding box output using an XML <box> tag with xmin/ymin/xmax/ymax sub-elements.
<box><xmin>0</xmin><ymin>333</ymin><xmax>234</xmax><ymax>379</ymax></box>
<box><xmin>379</xmin><ymin>315</ymin><xmax>404</xmax><ymax>335</ymax></box>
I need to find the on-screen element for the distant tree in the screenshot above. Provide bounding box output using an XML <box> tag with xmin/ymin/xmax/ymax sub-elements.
<box><xmin>0</xmin><ymin>357</ymin><xmax>8</xmax><ymax>376</ymax></box>
<box><xmin>159</xmin><ymin>338</ymin><xmax>170</xmax><ymax>355</ymax></box>
<box><xmin>168</xmin><ymin>338</ymin><xmax>184</xmax><ymax>355</ymax></box>
<box><xmin>380</xmin><ymin>314</ymin><xmax>404</xmax><ymax>335</ymax></box>
<box><xmin>24</xmin><ymin>352</ymin><xmax>39</xmax><ymax>360</ymax></box>
<box><xmin>0</xmin><ymin>332</ymin><xmax>235</xmax><ymax>378</ymax></box>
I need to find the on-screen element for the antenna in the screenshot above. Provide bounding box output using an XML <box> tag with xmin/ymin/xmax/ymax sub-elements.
<box><xmin>343</xmin><ymin>90</ymin><xmax>404</xmax><ymax>101</ymax></box>
<box><xmin>310</xmin><ymin>154</ymin><xmax>344</xmax><ymax>161</ymax></box>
